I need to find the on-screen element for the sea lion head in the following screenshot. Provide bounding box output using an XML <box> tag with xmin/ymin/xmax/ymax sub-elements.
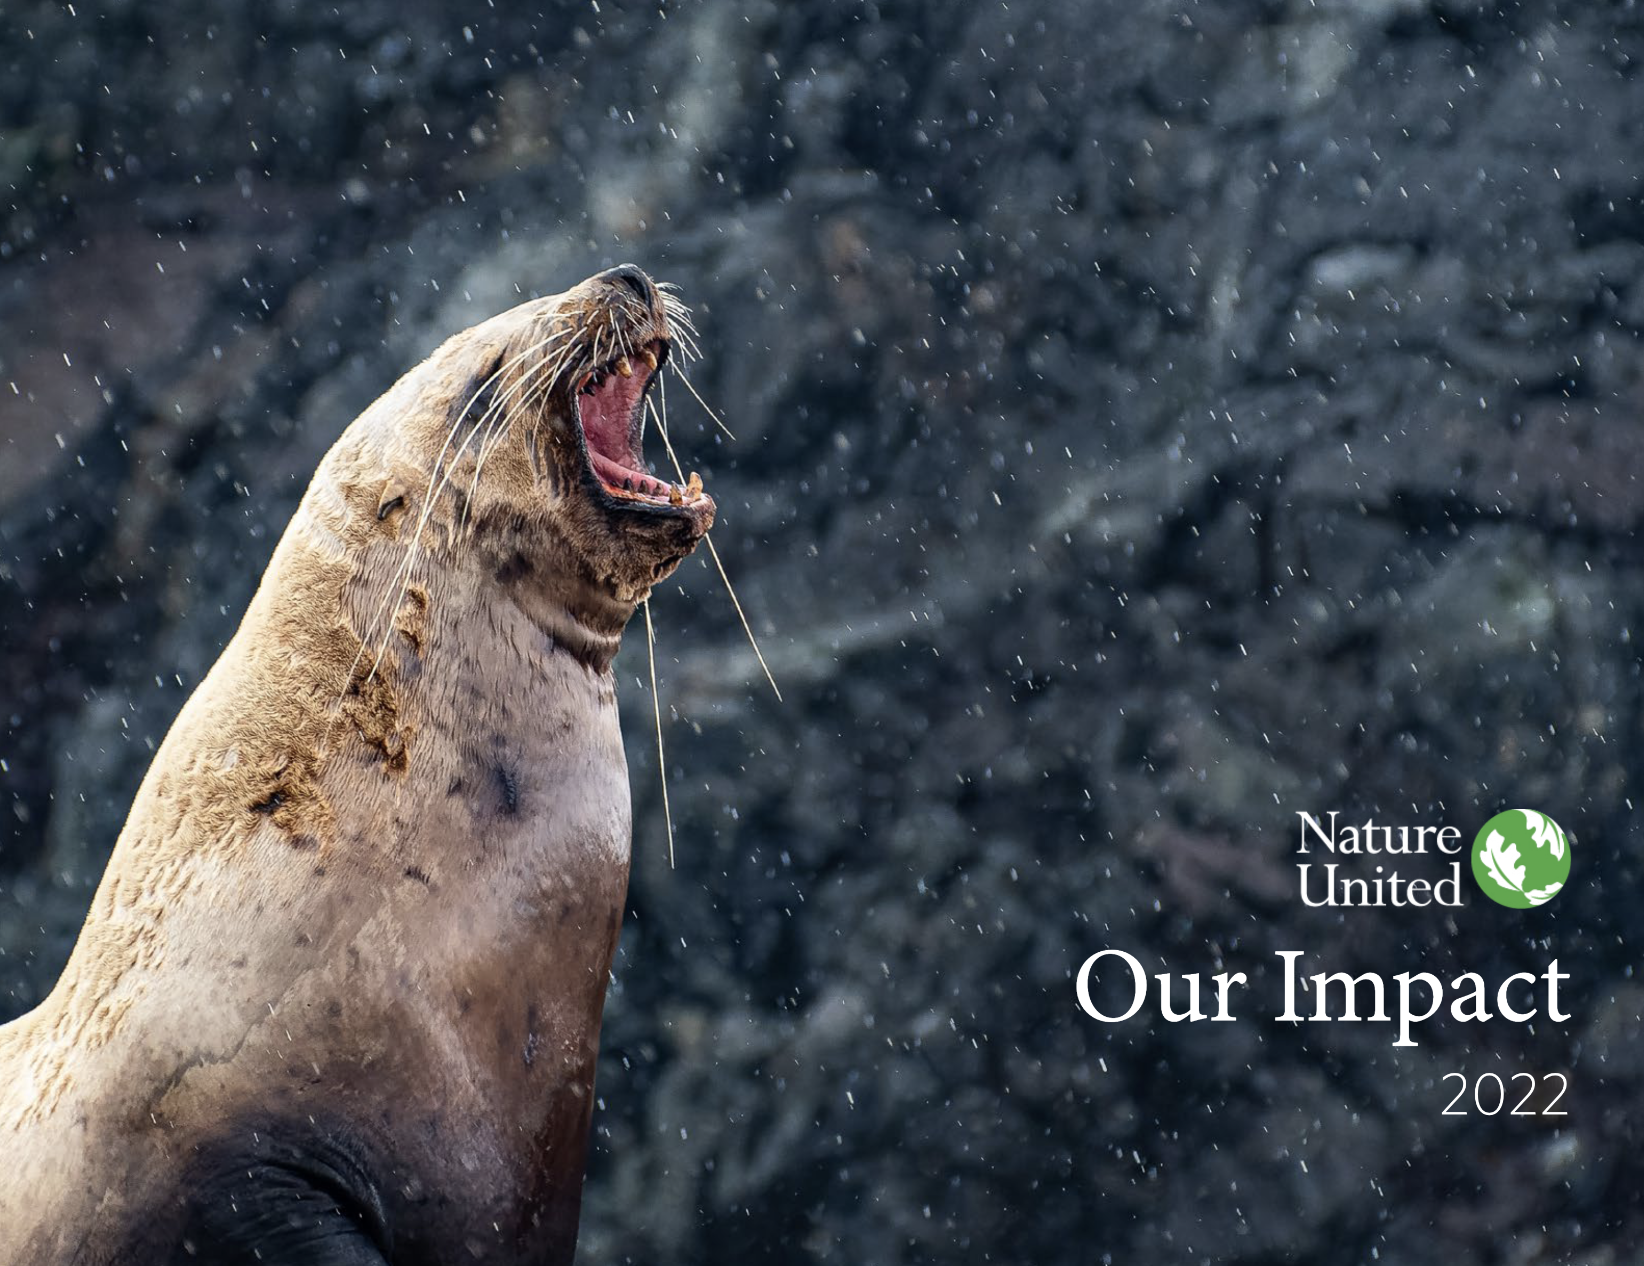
<box><xmin>377</xmin><ymin>264</ymin><xmax>717</xmax><ymax>631</ymax></box>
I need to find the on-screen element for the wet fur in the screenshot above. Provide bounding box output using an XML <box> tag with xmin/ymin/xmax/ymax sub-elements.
<box><xmin>0</xmin><ymin>269</ymin><xmax>712</xmax><ymax>1264</ymax></box>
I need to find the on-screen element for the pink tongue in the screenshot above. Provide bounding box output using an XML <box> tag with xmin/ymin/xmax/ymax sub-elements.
<box><xmin>580</xmin><ymin>363</ymin><xmax>679</xmax><ymax>497</ymax></box>
<box><xmin>590</xmin><ymin>448</ymin><xmax>670</xmax><ymax>497</ymax></box>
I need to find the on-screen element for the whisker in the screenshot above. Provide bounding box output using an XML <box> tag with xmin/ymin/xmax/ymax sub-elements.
<box><xmin>664</xmin><ymin>310</ymin><xmax>700</xmax><ymax>346</ymax></box>
<box><xmin>465</xmin><ymin>363</ymin><xmax>555</xmax><ymax>515</ymax></box>
<box><xmin>463</xmin><ymin>361</ymin><xmax>549</xmax><ymax>508</ymax></box>
<box><xmin>328</xmin><ymin>333</ymin><xmax>559</xmax><ymax>732</ymax></box>
<box><xmin>646</xmin><ymin>395</ymin><xmax>782</xmax><ymax>703</ymax></box>
<box><xmin>658</xmin><ymin>293</ymin><xmax>700</xmax><ymax>349</ymax></box>
<box><xmin>466</xmin><ymin>338</ymin><xmax>582</xmax><ymax>508</ymax></box>
<box><xmin>700</xmin><ymin>537</ymin><xmax>782</xmax><ymax>703</ymax></box>
<box><xmin>672</xmin><ymin>365</ymin><xmax>735</xmax><ymax>441</ymax></box>
<box><xmin>643</xmin><ymin>599</ymin><xmax>676</xmax><ymax>869</ymax></box>
<box><xmin>431</xmin><ymin>333</ymin><xmax>564</xmax><ymax>527</ymax></box>
<box><xmin>334</xmin><ymin>325</ymin><xmax>574</xmax><ymax>731</ymax></box>
<box><xmin>672</xmin><ymin>334</ymin><xmax>702</xmax><ymax>367</ymax></box>
<box><xmin>451</xmin><ymin>315</ymin><xmax>594</xmax><ymax>529</ymax></box>
<box><xmin>671</xmin><ymin>327</ymin><xmax>702</xmax><ymax>362</ymax></box>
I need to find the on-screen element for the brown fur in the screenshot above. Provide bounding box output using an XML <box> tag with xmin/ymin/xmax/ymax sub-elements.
<box><xmin>0</xmin><ymin>268</ymin><xmax>712</xmax><ymax>1263</ymax></box>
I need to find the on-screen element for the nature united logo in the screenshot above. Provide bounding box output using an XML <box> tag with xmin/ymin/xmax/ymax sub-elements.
<box><xmin>1471</xmin><ymin>809</ymin><xmax>1570</xmax><ymax>909</ymax></box>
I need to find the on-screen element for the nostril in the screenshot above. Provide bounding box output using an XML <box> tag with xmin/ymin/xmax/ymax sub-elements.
<box><xmin>602</xmin><ymin>265</ymin><xmax>654</xmax><ymax>304</ymax></box>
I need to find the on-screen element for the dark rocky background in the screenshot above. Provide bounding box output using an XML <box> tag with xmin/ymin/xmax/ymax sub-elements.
<box><xmin>3</xmin><ymin>0</ymin><xmax>1643</xmax><ymax>1260</ymax></box>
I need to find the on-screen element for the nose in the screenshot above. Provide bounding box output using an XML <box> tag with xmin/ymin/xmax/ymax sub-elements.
<box><xmin>600</xmin><ymin>264</ymin><xmax>656</xmax><ymax>306</ymax></box>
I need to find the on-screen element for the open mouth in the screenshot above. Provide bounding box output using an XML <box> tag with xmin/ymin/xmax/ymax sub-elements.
<box><xmin>575</xmin><ymin>339</ymin><xmax>705</xmax><ymax>510</ymax></box>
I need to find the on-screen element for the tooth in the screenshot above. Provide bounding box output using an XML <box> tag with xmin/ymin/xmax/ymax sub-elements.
<box><xmin>642</xmin><ymin>348</ymin><xmax>659</xmax><ymax>371</ymax></box>
<box><xmin>623</xmin><ymin>478</ymin><xmax>634</xmax><ymax>492</ymax></box>
<box><xmin>687</xmin><ymin>472</ymin><xmax>703</xmax><ymax>498</ymax></box>
<box><xmin>615</xmin><ymin>356</ymin><xmax>633</xmax><ymax>378</ymax></box>
<box><xmin>668</xmin><ymin>484</ymin><xmax>684</xmax><ymax>505</ymax></box>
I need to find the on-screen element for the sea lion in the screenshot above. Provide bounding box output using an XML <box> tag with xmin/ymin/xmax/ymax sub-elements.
<box><xmin>0</xmin><ymin>264</ymin><xmax>713</xmax><ymax>1264</ymax></box>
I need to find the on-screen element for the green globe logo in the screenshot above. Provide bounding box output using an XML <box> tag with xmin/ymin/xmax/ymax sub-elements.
<box><xmin>1471</xmin><ymin>810</ymin><xmax>1570</xmax><ymax>908</ymax></box>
